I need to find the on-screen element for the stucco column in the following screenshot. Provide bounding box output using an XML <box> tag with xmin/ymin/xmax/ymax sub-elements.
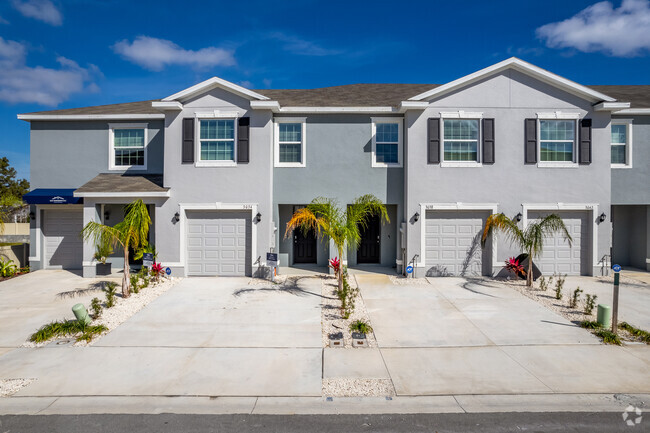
<box><xmin>82</xmin><ymin>200</ymin><xmax>100</xmax><ymax>278</ymax></box>
<box><xmin>646</xmin><ymin>205</ymin><xmax>650</xmax><ymax>272</ymax></box>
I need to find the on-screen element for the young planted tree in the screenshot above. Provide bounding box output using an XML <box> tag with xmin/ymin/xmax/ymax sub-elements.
<box><xmin>285</xmin><ymin>194</ymin><xmax>389</xmax><ymax>291</ymax></box>
<box><xmin>81</xmin><ymin>199</ymin><xmax>151</xmax><ymax>297</ymax></box>
<box><xmin>0</xmin><ymin>195</ymin><xmax>23</xmax><ymax>234</ymax></box>
<box><xmin>481</xmin><ymin>213</ymin><xmax>572</xmax><ymax>287</ymax></box>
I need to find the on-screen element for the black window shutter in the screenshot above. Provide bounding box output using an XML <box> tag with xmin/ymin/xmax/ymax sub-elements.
<box><xmin>482</xmin><ymin>118</ymin><xmax>495</xmax><ymax>164</ymax></box>
<box><xmin>427</xmin><ymin>118</ymin><xmax>440</xmax><ymax>164</ymax></box>
<box><xmin>182</xmin><ymin>118</ymin><xmax>194</xmax><ymax>163</ymax></box>
<box><xmin>579</xmin><ymin>118</ymin><xmax>592</xmax><ymax>164</ymax></box>
<box><xmin>237</xmin><ymin>117</ymin><xmax>250</xmax><ymax>164</ymax></box>
<box><xmin>525</xmin><ymin>118</ymin><xmax>537</xmax><ymax>164</ymax></box>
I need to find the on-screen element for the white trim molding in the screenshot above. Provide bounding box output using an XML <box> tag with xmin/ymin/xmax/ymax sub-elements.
<box><xmin>440</xmin><ymin>111</ymin><xmax>483</xmax><ymax>119</ymax></box>
<box><xmin>611</xmin><ymin>119</ymin><xmax>633</xmax><ymax>169</ymax></box>
<box><xmin>151</xmin><ymin>101</ymin><xmax>183</xmax><ymax>111</ymax></box>
<box><xmin>250</xmin><ymin>100</ymin><xmax>281</xmax><ymax>111</ymax></box>
<box><xmin>439</xmin><ymin>114</ymin><xmax>483</xmax><ymax>167</ymax></box>
<box><xmin>177</xmin><ymin>202</ymin><xmax>259</xmax><ymax>277</ymax></box>
<box><xmin>522</xmin><ymin>202</ymin><xmax>600</xmax><ymax>268</ymax></box>
<box><xmin>162</xmin><ymin>76</ymin><xmax>269</xmax><ymax>102</ymax></box>
<box><xmin>594</xmin><ymin>101</ymin><xmax>630</xmax><ymax>111</ymax></box>
<box><xmin>536</xmin><ymin>117</ymin><xmax>579</xmax><ymax>168</ymax></box>
<box><xmin>370</xmin><ymin>117</ymin><xmax>403</xmax><ymax>168</ymax></box>
<box><xmin>536</xmin><ymin>111</ymin><xmax>581</xmax><ymax>119</ymax></box>
<box><xmin>417</xmin><ymin>202</ymin><xmax>500</xmax><ymax>269</ymax></box>
<box><xmin>409</xmin><ymin>57</ymin><xmax>616</xmax><ymax>103</ymax></box>
<box><xmin>17</xmin><ymin>114</ymin><xmax>164</xmax><ymax>121</ymax></box>
<box><xmin>108</xmin><ymin>123</ymin><xmax>148</xmax><ymax>171</ymax></box>
<box><xmin>612</xmin><ymin>108</ymin><xmax>650</xmax><ymax>115</ymax></box>
<box><xmin>194</xmin><ymin>116</ymin><xmax>239</xmax><ymax>168</ymax></box>
<box><xmin>274</xmin><ymin>117</ymin><xmax>307</xmax><ymax>168</ymax></box>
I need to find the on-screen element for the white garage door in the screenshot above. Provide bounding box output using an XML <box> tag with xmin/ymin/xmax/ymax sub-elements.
<box><xmin>43</xmin><ymin>209</ymin><xmax>83</xmax><ymax>269</ymax></box>
<box><xmin>186</xmin><ymin>211</ymin><xmax>251</xmax><ymax>276</ymax></box>
<box><xmin>425</xmin><ymin>210</ymin><xmax>489</xmax><ymax>276</ymax></box>
<box><xmin>528</xmin><ymin>210</ymin><xmax>589</xmax><ymax>276</ymax></box>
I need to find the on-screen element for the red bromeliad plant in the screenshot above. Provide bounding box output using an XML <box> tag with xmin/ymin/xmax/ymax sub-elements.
<box><xmin>329</xmin><ymin>257</ymin><xmax>341</xmax><ymax>279</ymax></box>
<box><xmin>151</xmin><ymin>262</ymin><xmax>164</xmax><ymax>281</ymax></box>
<box><xmin>505</xmin><ymin>257</ymin><xmax>526</xmax><ymax>278</ymax></box>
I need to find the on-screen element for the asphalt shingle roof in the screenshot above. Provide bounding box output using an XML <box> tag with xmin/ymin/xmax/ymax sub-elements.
<box><xmin>20</xmin><ymin>84</ymin><xmax>650</xmax><ymax>116</ymax></box>
<box><xmin>75</xmin><ymin>174</ymin><xmax>167</xmax><ymax>194</ymax></box>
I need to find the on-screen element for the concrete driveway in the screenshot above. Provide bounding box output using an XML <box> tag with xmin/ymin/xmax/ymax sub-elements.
<box><xmin>0</xmin><ymin>276</ymin><xmax>323</xmax><ymax>397</ymax></box>
<box><xmin>355</xmin><ymin>275</ymin><xmax>650</xmax><ymax>396</ymax></box>
<box><xmin>0</xmin><ymin>270</ymin><xmax>115</xmax><ymax>349</ymax></box>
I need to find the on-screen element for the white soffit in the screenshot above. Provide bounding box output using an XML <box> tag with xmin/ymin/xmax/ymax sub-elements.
<box><xmin>409</xmin><ymin>57</ymin><xmax>616</xmax><ymax>104</ymax></box>
<box><xmin>162</xmin><ymin>77</ymin><xmax>270</xmax><ymax>102</ymax></box>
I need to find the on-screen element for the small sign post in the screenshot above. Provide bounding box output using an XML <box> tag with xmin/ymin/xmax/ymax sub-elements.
<box><xmin>266</xmin><ymin>252</ymin><xmax>279</xmax><ymax>282</ymax></box>
<box><xmin>406</xmin><ymin>265</ymin><xmax>414</xmax><ymax>278</ymax></box>
<box><xmin>612</xmin><ymin>264</ymin><xmax>621</xmax><ymax>334</ymax></box>
<box><xmin>142</xmin><ymin>253</ymin><xmax>154</xmax><ymax>268</ymax></box>
<box><xmin>165</xmin><ymin>267</ymin><xmax>171</xmax><ymax>276</ymax></box>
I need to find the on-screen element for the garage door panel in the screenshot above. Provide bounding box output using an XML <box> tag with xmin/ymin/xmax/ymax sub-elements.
<box><xmin>528</xmin><ymin>210</ymin><xmax>589</xmax><ymax>276</ymax></box>
<box><xmin>425</xmin><ymin>210</ymin><xmax>489</xmax><ymax>277</ymax></box>
<box><xmin>186</xmin><ymin>211</ymin><xmax>251</xmax><ymax>276</ymax></box>
<box><xmin>43</xmin><ymin>209</ymin><xmax>83</xmax><ymax>269</ymax></box>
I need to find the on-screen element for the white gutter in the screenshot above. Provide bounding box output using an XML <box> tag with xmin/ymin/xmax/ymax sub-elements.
<box><xmin>17</xmin><ymin>114</ymin><xmax>165</xmax><ymax>121</ymax></box>
<box><xmin>74</xmin><ymin>191</ymin><xmax>171</xmax><ymax>198</ymax></box>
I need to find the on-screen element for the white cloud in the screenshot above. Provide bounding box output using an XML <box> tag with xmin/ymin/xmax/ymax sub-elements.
<box><xmin>238</xmin><ymin>80</ymin><xmax>254</xmax><ymax>88</ymax></box>
<box><xmin>267</xmin><ymin>32</ymin><xmax>341</xmax><ymax>56</ymax></box>
<box><xmin>11</xmin><ymin>0</ymin><xmax>62</xmax><ymax>26</ymax></box>
<box><xmin>0</xmin><ymin>16</ymin><xmax>10</xmax><ymax>25</ymax></box>
<box><xmin>112</xmin><ymin>36</ymin><xmax>235</xmax><ymax>71</ymax></box>
<box><xmin>536</xmin><ymin>0</ymin><xmax>650</xmax><ymax>57</ymax></box>
<box><xmin>0</xmin><ymin>37</ymin><xmax>100</xmax><ymax>106</ymax></box>
<box><xmin>262</xmin><ymin>78</ymin><xmax>272</xmax><ymax>88</ymax></box>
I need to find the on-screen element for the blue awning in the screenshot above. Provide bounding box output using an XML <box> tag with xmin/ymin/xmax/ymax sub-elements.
<box><xmin>23</xmin><ymin>189</ymin><xmax>82</xmax><ymax>205</ymax></box>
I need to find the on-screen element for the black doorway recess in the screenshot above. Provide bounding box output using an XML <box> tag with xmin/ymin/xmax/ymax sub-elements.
<box><xmin>358</xmin><ymin>214</ymin><xmax>380</xmax><ymax>263</ymax></box>
<box><xmin>293</xmin><ymin>228</ymin><xmax>317</xmax><ymax>263</ymax></box>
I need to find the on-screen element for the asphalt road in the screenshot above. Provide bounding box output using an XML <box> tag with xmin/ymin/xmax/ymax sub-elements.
<box><xmin>0</xmin><ymin>412</ymin><xmax>640</xmax><ymax>432</ymax></box>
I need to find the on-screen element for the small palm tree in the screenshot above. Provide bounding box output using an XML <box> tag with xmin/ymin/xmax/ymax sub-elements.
<box><xmin>285</xmin><ymin>194</ymin><xmax>389</xmax><ymax>291</ymax></box>
<box><xmin>481</xmin><ymin>213</ymin><xmax>572</xmax><ymax>287</ymax></box>
<box><xmin>81</xmin><ymin>199</ymin><xmax>151</xmax><ymax>297</ymax></box>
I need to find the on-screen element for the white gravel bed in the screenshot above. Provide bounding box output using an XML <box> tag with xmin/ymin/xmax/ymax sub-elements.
<box><xmin>321</xmin><ymin>275</ymin><xmax>377</xmax><ymax>349</ymax></box>
<box><xmin>389</xmin><ymin>275</ymin><xmax>430</xmax><ymax>285</ymax></box>
<box><xmin>21</xmin><ymin>276</ymin><xmax>180</xmax><ymax>348</ymax></box>
<box><xmin>322</xmin><ymin>378</ymin><xmax>395</xmax><ymax>397</ymax></box>
<box><xmin>0</xmin><ymin>378</ymin><xmax>36</xmax><ymax>397</ymax></box>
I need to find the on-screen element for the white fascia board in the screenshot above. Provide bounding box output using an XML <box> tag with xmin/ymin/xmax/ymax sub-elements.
<box><xmin>593</xmin><ymin>101</ymin><xmax>630</xmax><ymax>111</ymax></box>
<box><xmin>409</xmin><ymin>57</ymin><xmax>616</xmax><ymax>103</ymax></box>
<box><xmin>162</xmin><ymin>76</ymin><xmax>270</xmax><ymax>102</ymax></box>
<box><xmin>398</xmin><ymin>101</ymin><xmax>429</xmax><ymax>112</ymax></box>
<box><xmin>152</xmin><ymin>101</ymin><xmax>183</xmax><ymax>111</ymax></box>
<box><xmin>17</xmin><ymin>114</ymin><xmax>165</xmax><ymax>121</ymax></box>
<box><xmin>612</xmin><ymin>108</ymin><xmax>650</xmax><ymax>115</ymax></box>
<box><xmin>278</xmin><ymin>106</ymin><xmax>395</xmax><ymax>113</ymax></box>
<box><xmin>250</xmin><ymin>100</ymin><xmax>281</xmax><ymax>112</ymax></box>
<box><xmin>73</xmin><ymin>191</ymin><xmax>171</xmax><ymax>198</ymax></box>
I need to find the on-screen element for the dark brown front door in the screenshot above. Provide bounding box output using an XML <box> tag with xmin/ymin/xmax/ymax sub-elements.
<box><xmin>357</xmin><ymin>214</ymin><xmax>381</xmax><ymax>263</ymax></box>
<box><xmin>293</xmin><ymin>228</ymin><xmax>317</xmax><ymax>263</ymax></box>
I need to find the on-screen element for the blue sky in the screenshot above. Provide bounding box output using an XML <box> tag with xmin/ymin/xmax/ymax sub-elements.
<box><xmin>1</xmin><ymin>0</ymin><xmax>649</xmax><ymax>182</ymax></box>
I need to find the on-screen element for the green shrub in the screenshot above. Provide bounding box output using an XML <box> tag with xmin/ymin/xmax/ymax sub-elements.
<box><xmin>584</xmin><ymin>294</ymin><xmax>597</xmax><ymax>315</ymax></box>
<box><xmin>90</xmin><ymin>297</ymin><xmax>102</xmax><ymax>319</ymax></box>
<box><xmin>580</xmin><ymin>320</ymin><xmax>602</xmax><ymax>329</ymax></box>
<box><xmin>595</xmin><ymin>329</ymin><xmax>622</xmax><ymax>345</ymax></box>
<box><xmin>130</xmin><ymin>274</ymin><xmax>139</xmax><ymax>294</ymax></box>
<box><xmin>349</xmin><ymin>320</ymin><xmax>373</xmax><ymax>335</ymax></box>
<box><xmin>29</xmin><ymin>320</ymin><xmax>107</xmax><ymax>343</ymax></box>
<box><xmin>337</xmin><ymin>275</ymin><xmax>357</xmax><ymax>320</ymax></box>
<box><xmin>538</xmin><ymin>276</ymin><xmax>547</xmax><ymax>291</ymax></box>
<box><xmin>620</xmin><ymin>322</ymin><xmax>650</xmax><ymax>344</ymax></box>
<box><xmin>0</xmin><ymin>258</ymin><xmax>17</xmax><ymax>277</ymax></box>
<box><xmin>104</xmin><ymin>281</ymin><xmax>117</xmax><ymax>308</ymax></box>
<box><xmin>554</xmin><ymin>273</ymin><xmax>566</xmax><ymax>300</ymax></box>
<box><xmin>569</xmin><ymin>287</ymin><xmax>583</xmax><ymax>308</ymax></box>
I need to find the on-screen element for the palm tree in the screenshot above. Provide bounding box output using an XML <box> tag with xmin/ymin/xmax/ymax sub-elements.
<box><xmin>81</xmin><ymin>199</ymin><xmax>151</xmax><ymax>297</ymax></box>
<box><xmin>481</xmin><ymin>213</ymin><xmax>572</xmax><ymax>287</ymax></box>
<box><xmin>285</xmin><ymin>194</ymin><xmax>389</xmax><ymax>291</ymax></box>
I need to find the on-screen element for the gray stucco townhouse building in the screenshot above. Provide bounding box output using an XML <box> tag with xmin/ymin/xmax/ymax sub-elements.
<box><xmin>19</xmin><ymin>58</ymin><xmax>650</xmax><ymax>278</ymax></box>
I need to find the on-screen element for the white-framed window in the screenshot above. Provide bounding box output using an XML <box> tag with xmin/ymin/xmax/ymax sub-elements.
<box><xmin>611</xmin><ymin>119</ymin><xmax>633</xmax><ymax>168</ymax></box>
<box><xmin>196</xmin><ymin>116</ymin><xmax>237</xmax><ymax>167</ymax></box>
<box><xmin>440</xmin><ymin>112</ymin><xmax>483</xmax><ymax>167</ymax></box>
<box><xmin>537</xmin><ymin>112</ymin><xmax>580</xmax><ymax>167</ymax></box>
<box><xmin>274</xmin><ymin>118</ymin><xmax>306</xmax><ymax>167</ymax></box>
<box><xmin>108</xmin><ymin>123</ymin><xmax>147</xmax><ymax>170</ymax></box>
<box><xmin>371</xmin><ymin>117</ymin><xmax>402</xmax><ymax>167</ymax></box>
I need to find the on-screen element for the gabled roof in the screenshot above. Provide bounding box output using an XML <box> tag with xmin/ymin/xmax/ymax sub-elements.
<box><xmin>590</xmin><ymin>85</ymin><xmax>650</xmax><ymax>109</ymax></box>
<box><xmin>409</xmin><ymin>57</ymin><xmax>616</xmax><ymax>104</ymax></box>
<box><xmin>74</xmin><ymin>174</ymin><xmax>169</xmax><ymax>198</ymax></box>
<box><xmin>162</xmin><ymin>76</ymin><xmax>270</xmax><ymax>102</ymax></box>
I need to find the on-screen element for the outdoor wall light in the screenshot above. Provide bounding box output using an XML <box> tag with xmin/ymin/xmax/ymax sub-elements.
<box><xmin>413</xmin><ymin>212</ymin><xmax>420</xmax><ymax>222</ymax></box>
<box><xmin>599</xmin><ymin>212</ymin><xmax>607</xmax><ymax>223</ymax></box>
<box><xmin>173</xmin><ymin>212</ymin><xmax>180</xmax><ymax>223</ymax></box>
<box><xmin>515</xmin><ymin>212</ymin><xmax>522</xmax><ymax>222</ymax></box>
<box><xmin>255</xmin><ymin>212</ymin><xmax>262</xmax><ymax>223</ymax></box>
<box><xmin>104</xmin><ymin>211</ymin><xmax>110</xmax><ymax>221</ymax></box>
<box><xmin>29</xmin><ymin>211</ymin><xmax>35</xmax><ymax>220</ymax></box>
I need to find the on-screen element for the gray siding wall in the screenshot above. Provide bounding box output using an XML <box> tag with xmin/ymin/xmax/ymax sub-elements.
<box><xmin>155</xmin><ymin>87</ymin><xmax>273</xmax><ymax>276</ymax></box>
<box><xmin>30</xmin><ymin>120</ymin><xmax>165</xmax><ymax>188</ymax></box>
<box><xmin>612</xmin><ymin>205</ymin><xmax>648</xmax><ymax>270</ymax></box>
<box><xmin>404</xmin><ymin>70</ymin><xmax>612</xmax><ymax>276</ymax></box>
<box><xmin>612</xmin><ymin>116</ymin><xmax>650</xmax><ymax>204</ymax></box>
<box><xmin>272</xmin><ymin>114</ymin><xmax>404</xmax><ymax>267</ymax></box>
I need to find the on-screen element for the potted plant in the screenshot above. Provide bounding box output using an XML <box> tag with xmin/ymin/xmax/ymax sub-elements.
<box><xmin>94</xmin><ymin>240</ymin><xmax>114</xmax><ymax>276</ymax></box>
<box><xmin>349</xmin><ymin>320</ymin><xmax>372</xmax><ymax>348</ymax></box>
